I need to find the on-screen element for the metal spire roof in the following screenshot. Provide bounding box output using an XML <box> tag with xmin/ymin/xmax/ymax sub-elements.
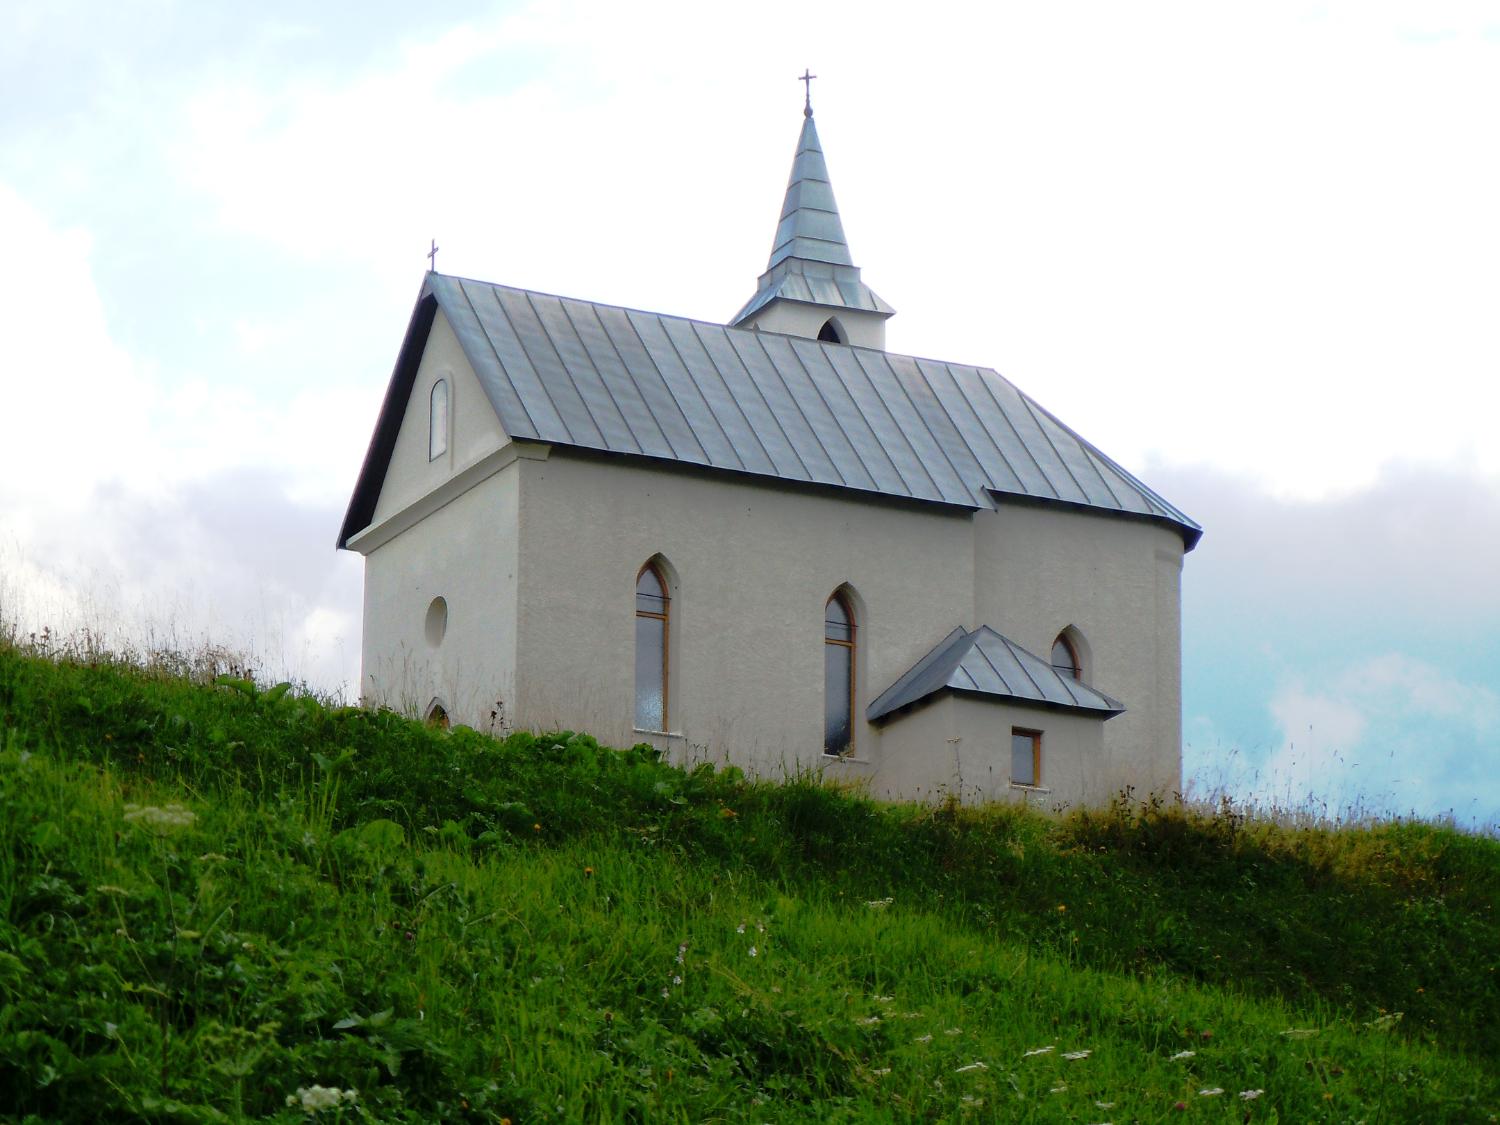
<box><xmin>337</xmin><ymin>274</ymin><xmax>1202</xmax><ymax>550</ymax></box>
<box><xmin>866</xmin><ymin>626</ymin><xmax>1126</xmax><ymax>722</ymax></box>
<box><xmin>730</xmin><ymin>110</ymin><xmax>893</xmax><ymax>326</ymax></box>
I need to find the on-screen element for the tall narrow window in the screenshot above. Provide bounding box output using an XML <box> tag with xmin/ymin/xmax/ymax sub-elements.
<box><xmin>824</xmin><ymin>593</ymin><xmax>855</xmax><ymax>756</ymax></box>
<box><xmin>1051</xmin><ymin>634</ymin><xmax>1081</xmax><ymax>680</ymax></box>
<box><xmin>429</xmin><ymin>379</ymin><xmax>449</xmax><ymax>461</ymax></box>
<box><xmin>1011</xmin><ymin>728</ymin><xmax>1041</xmax><ymax>787</ymax></box>
<box><xmin>635</xmin><ymin>564</ymin><xmax>669</xmax><ymax>731</ymax></box>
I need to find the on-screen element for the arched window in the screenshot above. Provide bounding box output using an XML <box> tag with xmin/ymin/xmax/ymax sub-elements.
<box><xmin>635</xmin><ymin>563</ymin><xmax>670</xmax><ymax>731</ymax></box>
<box><xmin>817</xmin><ymin>318</ymin><xmax>846</xmax><ymax>344</ymax></box>
<box><xmin>824</xmin><ymin>592</ymin><xmax>855</xmax><ymax>756</ymax></box>
<box><xmin>426</xmin><ymin>701</ymin><xmax>450</xmax><ymax>730</ymax></box>
<box><xmin>429</xmin><ymin>379</ymin><xmax>449</xmax><ymax>461</ymax></box>
<box><xmin>1051</xmin><ymin>633</ymin><xmax>1081</xmax><ymax>681</ymax></box>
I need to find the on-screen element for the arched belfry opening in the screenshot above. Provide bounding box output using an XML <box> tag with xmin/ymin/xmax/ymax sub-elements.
<box><xmin>818</xmin><ymin>318</ymin><xmax>846</xmax><ymax>344</ymax></box>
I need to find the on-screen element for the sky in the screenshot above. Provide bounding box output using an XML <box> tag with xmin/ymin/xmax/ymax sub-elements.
<box><xmin>2</xmin><ymin>0</ymin><xmax>1497</xmax><ymax>828</ymax></box>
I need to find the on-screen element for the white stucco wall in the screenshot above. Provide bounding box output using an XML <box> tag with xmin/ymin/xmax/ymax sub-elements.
<box><xmin>358</xmin><ymin>463</ymin><xmax>521</xmax><ymax>727</ymax></box>
<box><xmin>972</xmin><ymin>502</ymin><xmax>1185</xmax><ymax>799</ymax></box>
<box><xmin>509</xmin><ymin>451</ymin><xmax>976</xmax><ymax>775</ymax></box>
<box><xmin>870</xmin><ymin>694</ymin><xmax>1108</xmax><ymax>808</ymax></box>
<box><xmin>739</xmin><ymin>299</ymin><xmax>888</xmax><ymax>350</ymax></box>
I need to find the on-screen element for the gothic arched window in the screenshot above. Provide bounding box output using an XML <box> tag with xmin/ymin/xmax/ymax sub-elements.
<box><xmin>824</xmin><ymin>592</ymin><xmax>855</xmax><ymax>756</ymax></box>
<box><xmin>635</xmin><ymin>563</ymin><xmax>670</xmax><ymax>731</ymax></box>
<box><xmin>429</xmin><ymin>379</ymin><xmax>450</xmax><ymax>461</ymax></box>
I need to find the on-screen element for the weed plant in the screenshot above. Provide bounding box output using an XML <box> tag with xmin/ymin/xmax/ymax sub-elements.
<box><xmin>1</xmin><ymin>641</ymin><xmax>1496</xmax><ymax>1121</ymax></box>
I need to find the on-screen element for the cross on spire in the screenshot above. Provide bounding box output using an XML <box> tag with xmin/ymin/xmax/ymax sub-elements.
<box><xmin>799</xmin><ymin>69</ymin><xmax>817</xmax><ymax>117</ymax></box>
<box><xmin>427</xmin><ymin>238</ymin><xmax>440</xmax><ymax>272</ymax></box>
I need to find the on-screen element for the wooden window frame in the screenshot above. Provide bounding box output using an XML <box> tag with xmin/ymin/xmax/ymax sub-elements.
<box><xmin>1051</xmin><ymin>632</ymin><xmax>1081</xmax><ymax>681</ymax></box>
<box><xmin>1011</xmin><ymin>727</ymin><xmax>1042</xmax><ymax>788</ymax></box>
<box><xmin>823</xmin><ymin>592</ymin><xmax>856</xmax><ymax>757</ymax></box>
<box><xmin>635</xmin><ymin>562</ymin><xmax>670</xmax><ymax>732</ymax></box>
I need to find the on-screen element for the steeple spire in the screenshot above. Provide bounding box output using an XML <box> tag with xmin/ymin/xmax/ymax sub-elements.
<box><xmin>730</xmin><ymin>86</ymin><xmax>894</xmax><ymax>348</ymax></box>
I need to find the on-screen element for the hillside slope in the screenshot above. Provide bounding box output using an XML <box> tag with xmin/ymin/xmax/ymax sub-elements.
<box><xmin>1</xmin><ymin>644</ymin><xmax>1497</xmax><ymax>1121</ymax></box>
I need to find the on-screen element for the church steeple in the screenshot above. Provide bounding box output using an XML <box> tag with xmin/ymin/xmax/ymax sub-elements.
<box><xmin>730</xmin><ymin>88</ymin><xmax>894</xmax><ymax>349</ymax></box>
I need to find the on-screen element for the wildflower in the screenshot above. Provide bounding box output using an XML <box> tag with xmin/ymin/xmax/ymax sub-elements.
<box><xmin>1057</xmin><ymin>904</ymin><xmax>1066</xmax><ymax>912</ymax></box>
<box><xmin>736</xmin><ymin>923</ymin><xmax>746</xmax><ymax>934</ymax></box>
<box><xmin>672</xmin><ymin>975</ymin><xmax>682</xmax><ymax>986</ymax></box>
<box><xmin>871</xmin><ymin>1067</ymin><xmax>891</xmax><ymax>1077</ymax></box>
<box><xmin>1172</xmin><ymin>1101</ymin><xmax>1188</xmax><ymax>1111</ymax></box>
<box><xmin>1022</xmin><ymin>1045</ymin><xmax>1054</xmax><ymax>1057</ymax></box>
<box><xmin>285</xmin><ymin>1085</ymin><xmax>358</xmax><ymax>1112</ymax></box>
<box><xmin>748</xmin><ymin>945</ymin><xmax>758</xmax><ymax>957</ymax></box>
<box><xmin>866</xmin><ymin>897</ymin><xmax>894</xmax><ymax>909</ymax></box>
<box><xmin>1050</xmin><ymin>1084</ymin><xmax>1067</xmax><ymax>1094</ymax></box>
<box><xmin>915</xmin><ymin>1033</ymin><xmax>933</xmax><ymax>1043</ymax></box>
<box><xmin>123</xmin><ymin>803</ymin><xmax>196</xmax><ymax>831</ymax></box>
<box><xmin>533</xmin><ymin>823</ymin><xmax>541</xmax><ymax>832</ymax></box>
<box><xmin>859</xmin><ymin>1016</ymin><xmax>881</xmax><ymax>1026</ymax></box>
<box><xmin>1198</xmin><ymin>1087</ymin><xmax>1224</xmax><ymax>1097</ymax></box>
<box><xmin>955</xmin><ymin>1061</ymin><xmax>988</xmax><ymax>1073</ymax></box>
<box><xmin>675</xmin><ymin>943</ymin><xmax>688</xmax><ymax>963</ymax></box>
<box><xmin>1169</xmin><ymin>1050</ymin><xmax>1195</xmax><ymax>1060</ymax></box>
<box><xmin>1239</xmin><ymin>1089</ymin><xmax>1264</xmax><ymax>1100</ymax></box>
<box><xmin>583</xmin><ymin>866</ymin><xmax>594</xmax><ymax>877</ymax></box>
<box><xmin>962</xmin><ymin>1095</ymin><xmax>984</xmax><ymax>1106</ymax></box>
<box><xmin>874</xmin><ymin>994</ymin><xmax>894</xmax><ymax>1003</ymax></box>
<box><xmin>662</xmin><ymin>987</ymin><xmax>670</xmax><ymax>998</ymax></box>
<box><xmin>1062</xmin><ymin>1049</ymin><xmax>1091</xmax><ymax>1060</ymax></box>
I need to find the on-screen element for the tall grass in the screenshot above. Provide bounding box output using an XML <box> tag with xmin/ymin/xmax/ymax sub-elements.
<box><xmin>1</xmin><ymin>639</ymin><xmax>1496</xmax><ymax>1121</ymax></box>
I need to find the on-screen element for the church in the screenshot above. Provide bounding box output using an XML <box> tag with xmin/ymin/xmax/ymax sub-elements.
<box><xmin>337</xmin><ymin>95</ymin><xmax>1201</xmax><ymax>808</ymax></box>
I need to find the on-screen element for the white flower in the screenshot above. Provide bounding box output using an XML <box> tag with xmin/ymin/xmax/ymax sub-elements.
<box><xmin>1095</xmin><ymin>1102</ymin><xmax>1115</xmax><ymax>1109</ymax></box>
<box><xmin>866</xmin><ymin>897</ymin><xmax>894</xmax><ymax>909</ymax></box>
<box><xmin>1050</xmin><ymin>1084</ymin><xmax>1067</xmax><ymax>1094</ymax></box>
<box><xmin>672</xmin><ymin>975</ymin><xmax>682</xmax><ymax>986</ymax></box>
<box><xmin>859</xmin><ymin>1016</ymin><xmax>881</xmax><ymax>1026</ymax></box>
<box><xmin>1199</xmin><ymin>1087</ymin><xmax>1224</xmax><ymax>1097</ymax></box>
<box><xmin>1023</xmin><ymin>1045</ymin><xmax>1054</xmax><ymax>1057</ymax></box>
<box><xmin>736</xmin><ymin>923</ymin><xmax>746</xmax><ymax>934</ymax></box>
<box><xmin>123</xmin><ymin>803</ymin><xmax>196</xmax><ymax>831</ymax></box>
<box><xmin>871</xmin><ymin>1067</ymin><xmax>890</xmax><ymax>1077</ymax></box>
<box><xmin>1062</xmin><ymin>1049</ymin><xmax>1091</xmax><ymax>1060</ymax></box>
<box><xmin>1169</xmin><ymin>1050</ymin><xmax>1196</xmax><ymax>1060</ymax></box>
<box><xmin>748</xmin><ymin>945</ymin><xmax>758</xmax><ymax>957</ymax></box>
<box><xmin>955</xmin><ymin>1061</ymin><xmax>988</xmax><ymax>1073</ymax></box>
<box><xmin>662</xmin><ymin>987</ymin><xmax>670</xmax><ymax>998</ymax></box>
<box><xmin>286</xmin><ymin>1086</ymin><xmax>358</xmax><ymax>1112</ymax></box>
<box><xmin>675</xmin><ymin>943</ymin><xmax>687</xmax><ymax>963</ymax></box>
<box><xmin>1239</xmin><ymin>1089</ymin><xmax>1264</xmax><ymax>1100</ymax></box>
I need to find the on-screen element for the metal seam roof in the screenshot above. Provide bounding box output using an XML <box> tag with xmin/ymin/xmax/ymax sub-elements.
<box><xmin>866</xmin><ymin>626</ymin><xmax>1126</xmax><ymax>722</ymax></box>
<box><xmin>338</xmin><ymin>272</ymin><xmax>1202</xmax><ymax>549</ymax></box>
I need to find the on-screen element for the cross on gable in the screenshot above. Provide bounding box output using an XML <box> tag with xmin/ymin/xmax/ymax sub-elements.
<box><xmin>428</xmin><ymin>239</ymin><xmax>440</xmax><ymax>272</ymax></box>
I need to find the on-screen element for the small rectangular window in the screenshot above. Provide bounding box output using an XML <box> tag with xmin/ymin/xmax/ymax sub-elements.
<box><xmin>1011</xmin><ymin>728</ymin><xmax>1041</xmax><ymax>787</ymax></box>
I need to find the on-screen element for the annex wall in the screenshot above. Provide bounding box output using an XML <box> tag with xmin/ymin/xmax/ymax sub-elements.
<box><xmin>510</xmin><ymin>450</ymin><xmax>977</xmax><ymax>775</ymax></box>
<box><xmin>972</xmin><ymin>502</ymin><xmax>1185</xmax><ymax>798</ymax></box>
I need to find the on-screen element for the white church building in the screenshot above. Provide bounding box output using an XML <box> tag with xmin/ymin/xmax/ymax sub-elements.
<box><xmin>338</xmin><ymin>101</ymin><xmax>1201</xmax><ymax>807</ymax></box>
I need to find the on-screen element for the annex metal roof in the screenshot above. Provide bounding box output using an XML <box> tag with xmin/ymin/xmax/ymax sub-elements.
<box><xmin>866</xmin><ymin>626</ymin><xmax>1126</xmax><ymax>722</ymax></box>
<box><xmin>730</xmin><ymin>111</ymin><xmax>893</xmax><ymax>326</ymax></box>
<box><xmin>337</xmin><ymin>273</ymin><xmax>1202</xmax><ymax>549</ymax></box>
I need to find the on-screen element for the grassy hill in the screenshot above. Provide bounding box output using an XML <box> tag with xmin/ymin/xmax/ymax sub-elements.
<box><xmin>1</xmin><ymin>641</ymin><xmax>1497</xmax><ymax>1122</ymax></box>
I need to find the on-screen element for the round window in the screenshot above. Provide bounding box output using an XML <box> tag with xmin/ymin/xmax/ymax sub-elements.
<box><xmin>425</xmin><ymin>596</ymin><xmax>448</xmax><ymax>647</ymax></box>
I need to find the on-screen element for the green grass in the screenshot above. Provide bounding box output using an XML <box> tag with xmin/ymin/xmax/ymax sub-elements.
<box><xmin>1</xmin><ymin>641</ymin><xmax>1497</xmax><ymax>1122</ymax></box>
